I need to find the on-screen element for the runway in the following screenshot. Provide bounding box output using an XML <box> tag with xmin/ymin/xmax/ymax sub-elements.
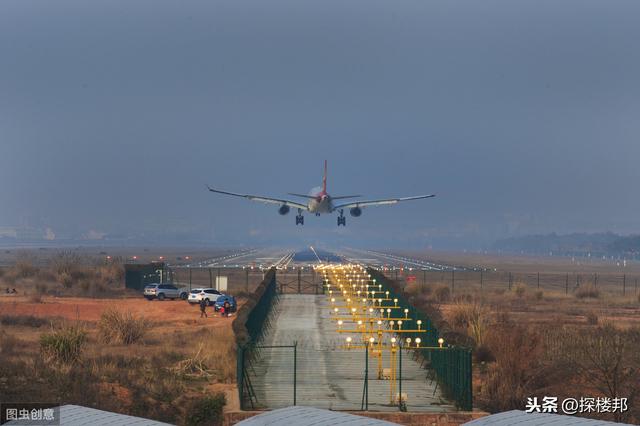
<box><xmin>185</xmin><ymin>246</ymin><xmax>468</xmax><ymax>271</ymax></box>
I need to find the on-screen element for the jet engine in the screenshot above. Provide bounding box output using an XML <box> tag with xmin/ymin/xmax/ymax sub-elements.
<box><xmin>278</xmin><ymin>205</ymin><xmax>290</xmax><ymax>215</ymax></box>
<box><xmin>350</xmin><ymin>207</ymin><xmax>362</xmax><ymax>217</ymax></box>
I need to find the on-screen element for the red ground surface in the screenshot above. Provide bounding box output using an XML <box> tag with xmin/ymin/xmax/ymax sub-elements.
<box><xmin>0</xmin><ymin>295</ymin><xmax>242</xmax><ymax>327</ymax></box>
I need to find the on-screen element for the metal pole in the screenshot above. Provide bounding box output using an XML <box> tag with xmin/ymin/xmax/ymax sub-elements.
<box><xmin>594</xmin><ymin>273</ymin><xmax>598</xmax><ymax>288</ymax></box>
<box><xmin>293</xmin><ymin>342</ymin><xmax>297</xmax><ymax>406</ymax></box>
<box><xmin>298</xmin><ymin>269</ymin><xmax>301</xmax><ymax>294</ymax></box>
<box><xmin>398</xmin><ymin>343</ymin><xmax>403</xmax><ymax>410</ymax></box>
<box><xmin>566</xmin><ymin>273</ymin><xmax>569</xmax><ymax>295</ymax></box>
<box><xmin>209</xmin><ymin>268</ymin><xmax>213</xmax><ymax>288</ymax></box>
<box><xmin>537</xmin><ymin>272</ymin><xmax>540</xmax><ymax>289</ymax></box>
<box><xmin>623</xmin><ymin>274</ymin><xmax>626</xmax><ymax>296</ymax></box>
<box><xmin>451</xmin><ymin>269</ymin><xmax>455</xmax><ymax>294</ymax></box>
<box><xmin>423</xmin><ymin>269</ymin><xmax>426</xmax><ymax>290</ymax></box>
<box><xmin>508</xmin><ymin>272</ymin><xmax>512</xmax><ymax>290</ymax></box>
<box><xmin>361</xmin><ymin>342</ymin><xmax>369</xmax><ymax>410</ymax></box>
<box><xmin>245</xmin><ymin>268</ymin><xmax>249</xmax><ymax>292</ymax></box>
<box><xmin>480</xmin><ymin>270</ymin><xmax>483</xmax><ymax>291</ymax></box>
<box><xmin>189</xmin><ymin>268</ymin><xmax>192</xmax><ymax>291</ymax></box>
<box><xmin>366</xmin><ymin>343</ymin><xmax>369</xmax><ymax>410</ymax></box>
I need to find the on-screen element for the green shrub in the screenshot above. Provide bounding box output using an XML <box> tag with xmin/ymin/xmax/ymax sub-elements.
<box><xmin>185</xmin><ymin>393</ymin><xmax>226</xmax><ymax>426</ymax></box>
<box><xmin>58</xmin><ymin>271</ymin><xmax>74</xmax><ymax>288</ymax></box>
<box><xmin>15</xmin><ymin>255</ymin><xmax>38</xmax><ymax>278</ymax></box>
<box><xmin>575</xmin><ymin>286</ymin><xmax>600</xmax><ymax>299</ymax></box>
<box><xmin>0</xmin><ymin>315</ymin><xmax>49</xmax><ymax>327</ymax></box>
<box><xmin>98</xmin><ymin>308</ymin><xmax>149</xmax><ymax>344</ymax></box>
<box><xmin>40</xmin><ymin>324</ymin><xmax>87</xmax><ymax>365</ymax></box>
<box><xmin>434</xmin><ymin>285</ymin><xmax>451</xmax><ymax>302</ymax></box>
<box><xmin>0</xmin><ymin>330</ymin><xmax>19</xmax><ymax>356</ymax></box>
<box><xmin>533</xmin><ymin>290</ymin><xmax>544</xmax><ymax>301</ymax></box>
<box><xmin>513</xmin><ymin>283</ymin><xmax>526</xmax><ymax>298</ymax></box>
<box><xmin>450</xmin><ymin>303</ymin><xmax>469</xmax><ymax>328</ymax></box>
<box><xmin>474</xmin><ymin>344</ymin><xmax>495</xmax><ymax>363</ymax></box>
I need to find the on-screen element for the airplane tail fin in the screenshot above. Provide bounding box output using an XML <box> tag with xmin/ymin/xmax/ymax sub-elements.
<box><xmin>322</xmin><ymin>160</ymin><xmax>327</xmax><ymax>193</ymax></box>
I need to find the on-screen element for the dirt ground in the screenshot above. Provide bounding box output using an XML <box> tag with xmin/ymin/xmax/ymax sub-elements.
<box><xmin>0</xmin><ymin>295</ymin><xmax>241</xmax><ymax>326</ymax></box>
<box><xmin>0</xmin><ymin>294</ymin><xmax>243</xmax><ymax>414</ymax></box>
<box><xmin>438</xmin><ymin>292</ymin><xmax>640</xmax><ymax>329</ymax></box>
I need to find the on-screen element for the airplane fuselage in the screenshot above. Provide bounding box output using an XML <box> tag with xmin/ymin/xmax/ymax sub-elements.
<box><xmin>307</xmin><ymin>190</ymin><xmax>334</xmax><ymax>214</ymax></box>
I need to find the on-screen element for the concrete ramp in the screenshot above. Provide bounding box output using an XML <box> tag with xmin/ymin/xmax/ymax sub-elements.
<box><xmin>249</xmin><ymin>294</ymin><xmax>454</xmax><ymax>412</ymax></box>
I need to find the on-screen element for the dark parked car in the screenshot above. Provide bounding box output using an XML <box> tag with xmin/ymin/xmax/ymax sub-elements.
<box><xmin>214</xmin><ymin>295</ymin><xmax>237</xmax><ymax>312</ymax></box>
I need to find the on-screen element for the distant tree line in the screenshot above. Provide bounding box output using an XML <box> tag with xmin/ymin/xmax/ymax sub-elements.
<box><xmin>493</xmin><ymin>232</ymin><xmax>640</xmax><ymax>258</ymax></box>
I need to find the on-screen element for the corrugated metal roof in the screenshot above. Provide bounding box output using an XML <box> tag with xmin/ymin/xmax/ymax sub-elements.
<box><xmin>464</xmin><ymin>410</ymin><xmax>630</xmax><ymax>426</ymax></box>
<box><xmin>4</xmin><ymin>405</ymin><xmax>172</xmax><ymax>426</ymax></box>
<box><xmin>236</xmin><ymin>406</ymin><xmax>400</xmax><ymax>426</ymax></box>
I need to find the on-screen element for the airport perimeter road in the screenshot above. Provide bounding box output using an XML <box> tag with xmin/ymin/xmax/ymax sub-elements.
<box><xmin>250</xmin><ymin>294</ymin><xmax>453</xmax><ymax>412</ymax></box>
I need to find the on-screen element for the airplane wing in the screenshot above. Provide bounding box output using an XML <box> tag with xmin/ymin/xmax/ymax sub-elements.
<box><xmin>333</xmin><ymin>194</ymin><xmax>435</xmax><ymax>210</ymax></box>
<box><xmin>331</xmin><ymin>195</ymin><xmax>362</xmax><ymax>200</ymax></box>
<box><xmin>287</xmin><ymin>193</ymin><xmax>317</xmax><ymax>199</ymax></box>
<box><xmin>207</xmin><ymin>186</ymin><xmax>309</xmax><ymax>210</ymax></box>
<box><xmin>287</xmin><ymin>193</ymin><xmax>362</xmax><ymax>200</ymax></box>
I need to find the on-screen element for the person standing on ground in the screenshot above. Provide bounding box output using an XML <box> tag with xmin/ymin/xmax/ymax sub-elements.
<box><xmin>199</xmin><ymin>297</ymin><xmax>208</xmax><ymax>318</ymax></box>
<box><xmin>223</xmin><ymin>300</ymin><xmax>231</xmax><ymax>317</ymax></box>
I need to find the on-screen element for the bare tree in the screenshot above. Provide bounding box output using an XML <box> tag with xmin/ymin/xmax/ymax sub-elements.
<box><xmin>560</xmin><ymin>324</ymin><xmax>640</xmax><ymax>422</ymax></box>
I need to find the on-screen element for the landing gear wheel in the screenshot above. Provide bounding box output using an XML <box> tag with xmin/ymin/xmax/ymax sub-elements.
<box><xmin>295</xmin><ymin>209</ymin><xmax>304</xmax><ymax>225</ymax></box>
<box><xmin>337</xmin><ymin>210</ymin><xmax>346</xmax><ymax>226</ymax></box>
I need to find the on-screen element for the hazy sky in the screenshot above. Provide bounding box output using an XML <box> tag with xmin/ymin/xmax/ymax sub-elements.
<box><xmin>1</xmin><ymin>0</ymin><xmax>639</xmax><ymax>248</ymax></box>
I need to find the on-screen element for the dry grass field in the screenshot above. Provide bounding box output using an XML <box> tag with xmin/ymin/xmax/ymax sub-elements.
<box><xmin>0</xmin><ymin>249</ymin><xmax>243</xmax><ymax>425</ymax></box>
<box><xmin>384</xmin><ymin>251</ymin><xmax>640</xmax><ymax>424</ymax></box>
<box><xmin>0</xmin><ymin>246</ymin><xmax>236</xmax><ymax>267</ymax></box>
<box><xmin>396</xmin><ymin>249</ymin><xmax>640</xmax><ymax>274</ymax></box>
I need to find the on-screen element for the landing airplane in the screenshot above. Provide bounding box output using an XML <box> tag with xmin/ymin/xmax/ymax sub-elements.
<box><xmin>207</xmin><ymin>160</ymin><xmax>435</xmax><ymax>226</ymax></box>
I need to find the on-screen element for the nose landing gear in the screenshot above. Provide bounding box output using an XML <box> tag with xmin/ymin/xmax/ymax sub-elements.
<box><xmin>337</xmin><ymin>209</ymin><xmax>346</xmax><ymax>226</ymax></box>
<box><xmin>295</xmin><ymin>209</ymin><xmax>304</xmax><ymax>225</ymax></box>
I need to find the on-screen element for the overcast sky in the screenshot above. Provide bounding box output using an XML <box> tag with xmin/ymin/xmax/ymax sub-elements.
<box><xmin>1</xmin><ymin>0</ymin><xmax>639</xmax><ymax>249</ymax></box>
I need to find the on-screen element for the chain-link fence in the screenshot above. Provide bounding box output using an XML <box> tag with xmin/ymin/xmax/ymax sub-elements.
<box><xmin>240</xmin><ymin>330</ymin><xmax>456</xmax><ymax>411</ymax></box>
<box><xmin>235</xmin><ymin>269</ymin><xmax>278</xmax><ymax>408</ymax></box>
<box><xmin>383</xmin><ymin>269</ymin><xmax>640</xmax><ymax>297</ymax></box>
<box><xmin>168</xmin><ymin>266</ymin><xmax>266</xmax><ymax>294</ymax></box>
<box><xmin>370</xmin><ymin>269</ymin><xmax>473</xmax><ymax>410</ymax></box>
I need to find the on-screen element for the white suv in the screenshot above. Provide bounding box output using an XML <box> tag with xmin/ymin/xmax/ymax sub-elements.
<box><xmin>187</xmin><ymin>288</ymin><xmax>223</xmax><ymax>306</ymax></box>
<box><xmin>144</xmin><ymin>284</ymin><xmax>188</xmax><ymax>301</ymax></box>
